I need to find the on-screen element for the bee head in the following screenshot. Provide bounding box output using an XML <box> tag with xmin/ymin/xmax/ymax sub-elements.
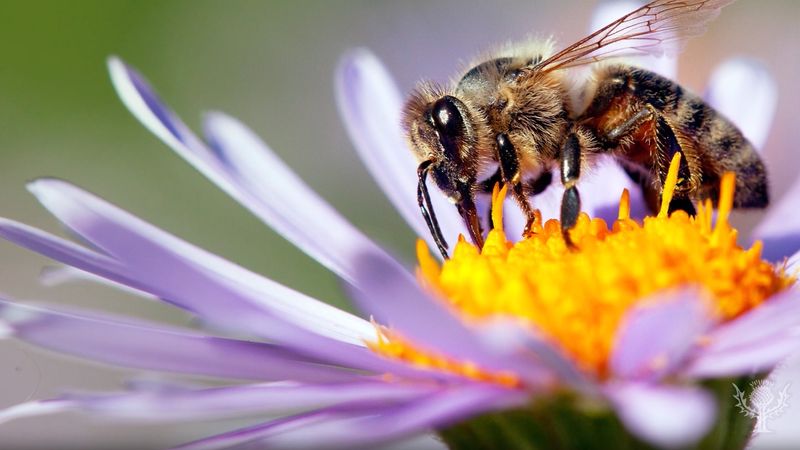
<box><xmin>403</xmin><ymin>86</ymin><xmax>486</xmax><ymax>255</ymax></box>
<box><xmin>403</xmin><ymin>87</ymin><xmax>480</xmax><ymax>201</ymax></box>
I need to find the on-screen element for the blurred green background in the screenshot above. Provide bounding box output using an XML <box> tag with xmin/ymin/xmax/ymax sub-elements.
<box><xmin>0</xmin><ymin>1</ymin><xmax>798</xmax><ymax>448</ymax></box>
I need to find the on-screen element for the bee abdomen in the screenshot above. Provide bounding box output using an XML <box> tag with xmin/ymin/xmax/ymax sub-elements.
<box><xmin>700</xmin><ymin>118</ymin><xmax>769</xmax><ymax>208</ymax></box>
<box><xmin>631</xmin><ymin>69</ymin><xmax>769</xmax><ymax>209</ymax></box>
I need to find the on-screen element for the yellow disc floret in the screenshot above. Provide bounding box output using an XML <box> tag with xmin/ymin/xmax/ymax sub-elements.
<box><xmin>371</xmin><ymin>154</ymin><xmax>794</xmax><ymax>380</ymax></box>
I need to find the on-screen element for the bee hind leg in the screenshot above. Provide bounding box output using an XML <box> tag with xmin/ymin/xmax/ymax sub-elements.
<box><xmin>604</xmin><ymin>105</ymin><xmax>697</xmax><ymax>216</ymax></box>
<box><xmin>652</xmin><ymin>113</ymin><xmax>697</xmax><ymax>216</ymax></box>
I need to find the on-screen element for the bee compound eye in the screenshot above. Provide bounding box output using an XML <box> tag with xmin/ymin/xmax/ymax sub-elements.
<box><xmin>431</xmin><ymin>96</ymin><xmax>465</xmax><ymax>136</ymax></box>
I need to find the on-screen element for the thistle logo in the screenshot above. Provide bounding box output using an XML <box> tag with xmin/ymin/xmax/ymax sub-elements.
<box><xmin>732</xmin><ymin>379</ymin><xmax>791</xmax><ymax>433</ymax></box>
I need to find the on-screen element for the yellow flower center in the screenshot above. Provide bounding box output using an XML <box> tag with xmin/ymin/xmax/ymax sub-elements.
<box><xmin>369</xmin><ymin>154</ymin><xmax>793</xmax><ymax>383</ymax></box>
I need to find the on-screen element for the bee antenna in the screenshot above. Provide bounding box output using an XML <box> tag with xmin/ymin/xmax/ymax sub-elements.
<box><xmin>417</xmin><ymin>160</ymin><xmax>449</xmax><ymax>259</ymax></box>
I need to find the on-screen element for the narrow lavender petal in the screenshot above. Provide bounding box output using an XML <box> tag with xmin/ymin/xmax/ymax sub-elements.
<box><xmin>705</xmin><ymin>58</ymin><xmax>777</xmax><ymax>151</ymax></box>
<box><xmin>335</xmin><ymin>49</ymin><xmax>467</xmax><ymax>251</ymax></box>
<box><xmin>106</xmin><ymin>57</ymin><xmax>216</xmax><ymax>166</ymax></box>
<box><xmin>530</xmin><ymin>176</ymin><xmax>562</xmax><ymax>222</ymax></box>
<box><xmin>0</xmin><ymin>400</ymin><xmax>68</xmax><ymax>426</ymax></box>
<box><xmin>481</xmin><ymin>181</ymin><xmax>561</xmax><ymax>239</ymax></box>
<box><xmin>0</xmin><ymin>218</ymin><xmax>143</xmax><ymax>291</ymax></box>
<box><xmin>501</xmin><ymin>197</ymin><xmax>528</xmax><ymax>240</ymax></box>
<box><xmin>605</xmin><ymin>382</ymin><xmax>716</xmax><ymax>449</ymax></box>
<box><xmin>589</xmin><ymin>1</ymin><xmax>677</xmax><ymax>79</ymax></box>
<box><xmin>751</xmin><ymin>175</ymin><xmax>800</xmax><ymax>261</ymax></box>
<box><xmin>685</xmin><ymin>335</ymin><xmax>800</xmax><ymax>378</ymax></box>
<box><xmin>202</xmin><ymin>111</ymin><xmax>402</xmax><ymax>284</ymax></box>
<box><xmin>26</xmin><ymin>179</ymin><xmax>374</xmax><ymax>346</ymax></box>
<box><xmin>109</xmin><ymin>57</ymin><xmax>398</xmax><ymax>286</ymax></box>
<box><xmin>578</xmin><ymin>157</ymin><xmax>648</xmax><ymax>223</ymax></box>
<box><xmin>5</xmin><ymin>381</ymin><xmax>440</xmax><ymax>423</ymax></box>
<box><xmin>178</xmin><ymin>384</ymin><xmax>524</xmax><ymax>450</ymax></box>
<box><xmin>40</xmin><ymin>265</ymin><xmax>159</xmax><ymax>301</ymax></box>
<box><xmin>0</xmin><ymin>214</ymin><xmax>459</xmax><ymax>380</ymax></box>
<box><xmin>696</xmin><ymin>289</ymin><xmax>800</xmax><ymax>352</ymax></box>
<box><xmin>258</xmin><ymin>384</ymin><xmax>525</xmax><ymax>450</ymax></box>
<box><xmin>173</xmin><ymin>411</ymin><xmax>331</xmax><ymax>450</ymax></box>
<box><xmin>0</xmin><ymin>299</ymin><xmax>359</xmax><ymax>382</ymax></box>
<box><xmin>476</xmin><ymin>193</ymin><xmax>543</xmax><ymax>242</ymax></box>
<box><xmin>788</xmin><ymin>249</ymin><xmax>800</xmax><ymax>274</ymax></box>
<box><xmin>347</xmin><ymin>251</ymin><xmax>559</xmax><ymax>385</ymax></box>
<box><xmin>684</xmin><ymin>289</ymin><xmax>800</xmax><ymax>377</ymax></box>
<box><xmin>610</xmin><ymin>288</ymin><xmax>714</xmax><ymax>381</ymax></box>
<box><xmin>477</xmin><ymin>320</ymin><xmax>589</xmax><ymax>390</ymax></box>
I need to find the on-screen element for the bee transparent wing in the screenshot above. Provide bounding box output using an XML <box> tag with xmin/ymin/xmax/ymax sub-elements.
<box><xmin>535</xmin><ymin>0</ymin><xmax>734</xmax><ymax>72</ymax></box>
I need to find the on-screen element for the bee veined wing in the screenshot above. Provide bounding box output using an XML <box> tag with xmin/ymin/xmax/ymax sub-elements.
<box><xmin>536</xmin><ymin>0</ymin><xmax>735</xmax><ymax>72</ymax></box>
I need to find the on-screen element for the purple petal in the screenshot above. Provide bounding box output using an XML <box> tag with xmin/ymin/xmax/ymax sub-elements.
<box><xmin>705</xmin><ymin>58</ymin><xmax>777</xmax><ymax>151</ymax></box>
<box><xmin>40</xmin><ymin>265</ymin><xmax>159</xmax><ymax>301</ymax></box>
<box><xmin>788</xmin><ymin>249</ymin><xmax>800</xmax><ymax>274</ymax></box>
<box><xmin>684</xmin><ymin>289</ymin><xmax>800</xmax><ymax>378</ymax></box>
<box><xmin>106</xmin><ymin>57</ymin><xmax>215</xmax><ymax>165</ymax></box>
<box><xmin>264</xmin><ymin>385</ymin><xmax>524</xmax><ymax>449</ymax></box>
<box><xmin>686</xmin><ymin>336</ymin><xmax>800</xmax><ymax>379</ymax></box>
<box><xmin>0</xmin><ymin>217</ymin><xmax>142</xmax><ymax>290</ymax></box>
<box><xmin>605</xmin><ymin>382</ymin><xmax>716</xmax><ymax>449</ymax></box>
<box><xmin>0</xmin><ymin>400</ymin><xmax>67</xmax><ymax>426</ymax></box>
<box><xmin>589</xmin><ymin>1</ymin><xmax>677</xmax><ymax>79</ymax></box>
<box><xmin>480</xmin><ymin>178</ymin><xmax>561</xmax><ymax>238</ymax></box>
<box><xmin>109</xmin><ymin>57</ymin><xmax>397</xmax><ymax>286</ymax></box>
<box><xmin>174</xmin><ymin>410</ymin><xmax>332</xmax><ymax>450</ymax></box>
<box><xmin>335</xmin><ymin>49</ymin><xmax>467</xmax><ymax>252</ymax></box>
<box><xmin>500</xmin><ymin>196</ymin><xmax>528</xmax><ymax>240</ymax></box>
<box><xmin>4</xmin><ymin>381</ymin><xmax>439</xmax><ymax>423</ymax></box>
<box><xmin>477</xmin><ymin>319</ymin><xmax>589</xmax><ymax>390</ymax></box>
<box><xmin>0</xmin><ymin>299</ymin><xmax>358</xmax><ymax>382</ymax></box>
<box><xmin>698</xmin><ymin>289</ymin><xmax>800</xmax><ymax>352</ymax></box>
<box><xmin>751</xmin><ymin>176</ymin><xmax>800</xmax><ymax>261</ymax></box>
<box><xmin>530</xmin><ymin>175</ymin><xmax>562</xmax><ymax>222</ymax></box>
<box><xmin>578</xmin><ymin>156</ymin><xmax>648</xmax><ymax>223</ymax></box>
<box><xmin>347</xmin><ymin>251</ymin><xmax>558</xmax><ymax>386</ymax></box>
<box><xmin>178</xmin><ymin>384</ymin><xmax>524</xmax><ymax>450</ymax></box>
<box><xmin>0</xmin><ymin>214</ymin><xmax>446</xmax><ymax>380</ymax></box>
<box><xmin>25</xmin><ymin>179</ymin><xmax>372</xmax><ymax>345</ymax></box>
<box><xmin>611</xmin><ymin>288</ymin><xmax>715</xmax><ymax>381</ymax></box>
<box><xmin>202</xmin><ymin>111</ymin><xmax>400</xmax><ymax>285</ymax></box>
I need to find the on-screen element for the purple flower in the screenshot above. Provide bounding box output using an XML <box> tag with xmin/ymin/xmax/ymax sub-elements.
<box><xmin>0</xmin><ymin>3</ymin><xmax>798</xmax><ymax>450</ymax></box>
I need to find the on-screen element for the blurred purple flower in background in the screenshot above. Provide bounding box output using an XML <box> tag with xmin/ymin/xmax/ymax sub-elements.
<box><xmin>0</xmin><ymin>2</ymin><xmax>798</xmax><ymax>450</ymax></box>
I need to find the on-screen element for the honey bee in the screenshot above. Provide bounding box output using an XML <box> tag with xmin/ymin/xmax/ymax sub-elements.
<box><xmin>403</xmin><ymin>0</ymin><xmax>767</xmax><ymax>258</ymax></box>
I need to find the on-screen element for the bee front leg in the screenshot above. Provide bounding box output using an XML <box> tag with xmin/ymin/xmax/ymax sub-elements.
<box><xmin>560</xmin><ymin>133</ymin><xmax>582</xmax><ymax>247</ymax></box>
<box><xmin>480</xmin><ymin>165</ymin><xmax>553</xmax><ymax>234</ymax></box>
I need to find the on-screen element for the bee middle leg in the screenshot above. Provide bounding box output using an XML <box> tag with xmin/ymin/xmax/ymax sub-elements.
<box><xmin>559</xmin><ymin>133</ymin><xmax>582</xmax><ymax>247</ymax></box>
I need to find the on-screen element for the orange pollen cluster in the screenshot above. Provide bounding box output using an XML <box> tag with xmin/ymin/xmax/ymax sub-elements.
<box><xmin>369</xmin><ymin>154</ymin><xmax>794</xmax><ymax>382</ymax></box>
